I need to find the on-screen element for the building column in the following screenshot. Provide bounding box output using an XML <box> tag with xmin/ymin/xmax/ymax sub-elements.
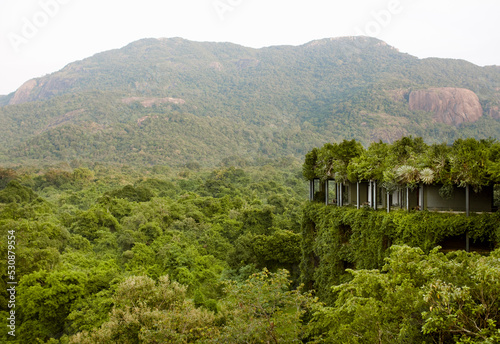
<box><xmin>339</xmin><ymin>182</ymin><xmax>343</xmax><ymax>207</ymax></box>
<box><xmin>406</xmin><ymin>186</ymin><xmax>409</xmax><ymax>211</ymax></box>
<box><xmin>325</xmin><ymin>180</ymin><xmax>329</xmax><ymax>205</ymax></box>
<box><xmin>357</xmin><ymin>181</ymin><xmax>360</xmax><ymax>209</ymax></box>
<box><xmin>387</xmin><ymin>190</ymin><xmax>390</xmax><ymax>213</ymax></box>
<box><xmin>419</xmin><ymin>183</ymin><xmax>424</xmax><ymax>211</ymax></box>
<box><xmin>400</xmin><ymin>188</ymin><xmax>403</xmax><ymax>209</ymax></box>
<box><xmin>368</xmin><ymin>181</ymin><xmax>372</xmax><ymax>208</ymax></box>
<box><xmin>465</xmin><ymin>184</ymin><xmax>470</xmax><ymax>217</ymax></box>
<box><xmin>309</xmin><ymin>180</ymin><xmax>313</xmax><ymax>201</ymax></box>
<box><xmin>373</xmin><ymin>181</ymin><xmax>377</xmax><ymax>210</ymax></box>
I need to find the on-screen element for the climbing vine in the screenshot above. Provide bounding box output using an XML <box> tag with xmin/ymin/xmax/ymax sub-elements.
<box><xmin>300</xmin><ymin>203</ymin><xmax>500</xmax><ymax>304</ymax></box>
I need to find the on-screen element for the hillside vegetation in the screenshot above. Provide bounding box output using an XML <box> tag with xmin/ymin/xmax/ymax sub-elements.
<box><xmin>1</xmin><ymin>37</ymin><xmax>500</xmax><ymax>166</ymax></box>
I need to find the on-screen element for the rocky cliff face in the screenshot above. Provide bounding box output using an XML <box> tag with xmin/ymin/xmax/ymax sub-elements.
<box><xmin>9</xmin><ymin>76</ymin><xmax>75</xmax><ymax>105</ymax></box>
<box><xmin>409</xmin><ymin>88</ymin><xmax>483</xmax><ymax>126</ymax></box>
<box><xmin>9</xmin><ymin>79</ymin><xmax>38</xmax><ymax>105</ymax></box>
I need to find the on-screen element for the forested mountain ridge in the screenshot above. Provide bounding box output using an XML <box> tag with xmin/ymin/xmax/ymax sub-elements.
<box><xmin>1</xmin><ymin>36</ymin><xmax>500</xmax><ymax>166</ymax></box>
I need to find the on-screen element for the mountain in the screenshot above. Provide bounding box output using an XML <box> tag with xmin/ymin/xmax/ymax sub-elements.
<box><xmin>1</xmin><ymin>36</ymin><xmax>500</xmax><ymax>166</ymax></box>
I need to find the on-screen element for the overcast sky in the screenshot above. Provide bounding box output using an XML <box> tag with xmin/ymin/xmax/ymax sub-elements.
<box><xmin>0</xmin><ymin>0</ymin><xmax>499</xmax><ymax>95</ymax></box>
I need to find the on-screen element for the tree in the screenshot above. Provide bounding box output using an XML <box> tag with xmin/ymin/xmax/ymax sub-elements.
<box><xmin>0</xmin><ymin>181</ymin><xmax>38</xmax><ymax>203</ymax></box>
<box><xmin>450</xmin><ymin>138</ymin><xmax>492</xmax><ymax>191</ymax></box>
<box><xmin>104</xmin><ymin>185</ymin><xmax>155</xmax><ymax>202</ymax></box>
<box><xmin>18</xmin><ymin>269</ymin><xmax>88</xmax><ymax>342</ymax></box>
<box><xmin>303</xmin><ymin>147</ymin><xmax>319</xmax><ymax>180</ymax></box>
<box><xmin>69</xmin><ymin>206</ymin><xmax>121</xmax><ymax>241</ymax></box>
<box><xmin>347</xmin><ymin>141</ymin><xmax>389</xmax><ymax>182</ymax></box>
<box><xmin>306</xmin><ymin>246</ymin><xmax>500</xmax><ymax>344</ymax></box>
<box><xmin>421</xmin><ymin>250</ymin><xmax>500</xmax><ymax>343</ymax></box>
<box><xmin>217</xmin><ymin>269</ymin><xmax>314</xmax><ymax>343</ymax></box>
<box><xmin>0</xmin><ymin>168</ymin><xmax>17</xmax><ymax>189</ymax></box>
<box><xmin>69</xmin><ymin>275</ymin><xmax>219</xmax><ymax>344</ymax></box>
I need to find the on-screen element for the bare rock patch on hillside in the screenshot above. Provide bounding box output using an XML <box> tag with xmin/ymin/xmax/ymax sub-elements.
<box><xmin>409</xmin><ymin>87</ymin><xmax>483</xmax><ymax>126</ymax></box>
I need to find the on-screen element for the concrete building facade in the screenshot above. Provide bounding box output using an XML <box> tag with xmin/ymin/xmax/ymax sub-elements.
<box><xmin>309</xmin><ymin>179</ymin><xmax>497</xmax><ymax>214</ymax></box>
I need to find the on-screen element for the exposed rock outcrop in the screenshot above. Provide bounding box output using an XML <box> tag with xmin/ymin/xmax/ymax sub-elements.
<box><xmin>409</xmin><ymin>87</ymin><xmax>483</xmax><ymax>126</ymax></box>
<box><xmin>9</xmin><ymin>79</ymin><xmax>38</xmax><ymax>105</ymax></box>
<box><xmin>121</xmin><ymin>97</ymin><xmax>185</xmax><ymax>107</ymax></box>
<box><xmin>9</xmin><ymin>76</ymin><xmax>75</xmax><ymax>105</ymax></box>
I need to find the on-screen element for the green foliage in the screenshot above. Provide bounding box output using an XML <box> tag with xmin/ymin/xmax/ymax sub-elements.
<box><xmin>34</xmin><ymin>169</ymin><xmax>74</xmax><ymax>189</ymax></box>
<box><xmin>0</xmin><ymin>162</ymin><xmax>309</xmax><ymax>342</ymax></box>
<box><xmin>2</xmin><ymin>38</ymin><xmax>500</xmax><ymax>166</ymax></box>
<box><xmin>306</xmin><ymin>136</ymin><xmax>500</xmax><ymax>191</ymax></box>
<box><xmin>18</xmin><ymin>269</ymin><xmax>88</xmax><ymax>342</ymax></box>
<box><xmin>303</xmin><ymin>148</ymin><xmax>320</xmax><ymax>180</ymax></box>
<box><xmin>69</xmin><ymin>275</ymin><xmax>220</xmax><ymax>344</ymax></box>
<box><xmin>348</xmin><ymin>140</ymin><xmax>389</xmax><ymax>182</ymax></box>
<box><xmin>314</xmin><ymin>140</ymin><xmax>364</xmax><ymax>182</ymax></box>
<box><xmin>69</xmin><ymin>206</ymin><xmax>121</xmax><ymax>241</ymax></box>
<box><xmin>0</xmin><ymin>181</ymin><xmax>39</xmax><ymax>203</ymax></box>
<box><xmin>300</xmin><ymin>203</ymin><xmax>500</xmax><ymax>303</ymax></box>
<box><xmin>104</xmin><ymin>185</ymin><xmax>154</xmax><ymax>202</ymax></box>
<box><xmin>450</xmin><ymin>138</ymin><xmax>494</xmax><ymax>191</ymax></box>
<box><xmin>0</xmin><ymin>167</ymin><xmax>17</xmax><ymax>188</ymax></box>
<box><xmin>228</xmin><ymin>230</ymin><xmax>302</xmax><ymax>279</ymax></box>
<box><xmin>71</xmin><ymin>167</ymin><xmax>94</xmax><ymax>185</ymax></box>
<box><xmin>253</xmin><ymin>230</ymin><xmax>302</xmax><ymax>265</ymax></box>
<box><xmin>0</xmin><ymin>216</ymin><xmax>70</xmax><ymax>325</ymax></box>
<box><xmin>217</xmin><ymin>268</ymin><xmax>314</xmax><ymax>343</ymax></box>
<box><xmin>66</xmin><ymin>269</ymin><xmax>316</xmax><ymax>344</ymax></box>
<box><xmin>200</xmin><ymin>167</ymin><xmax>249</xmax><ymax>198</ymax></box>
<box><xmin>2</xmin><ymin>161</ymin><xmax>498</xmax><ymax>343</ymax></box>
<box><xmin>307</xmin><ymin>246</ymin><xmax>500</xmax><ymax>344</ymax></box>
<box><xmin>240</xmin><ymin>205</ymin><xmax>274</xmax><ymax>235</ymax></box>
<box><xmin>134</xmin><ymin>178</ymin><xmax>179</xmax><ymax>198</ymax></box>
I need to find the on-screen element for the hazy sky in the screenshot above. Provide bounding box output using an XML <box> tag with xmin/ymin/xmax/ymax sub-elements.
<box><xmin>1</xmin><ymin>0</ymin><xmax>499</xmax><ymax>95</ymax></box>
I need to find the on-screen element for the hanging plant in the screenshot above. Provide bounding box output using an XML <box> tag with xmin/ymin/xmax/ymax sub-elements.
<box><xmin>395</xmin><ymin>165</ymin><xmax>420</xmax><ymax>188</ymax></box>
<box><xmin>419</xmin><ymin>168</ymin><xmax>435</xmax><ymax>185</ymax></box>
<box><xmin>382</xmin><ymin>169</ymin><xmax>398</xmax><ymax>193</ymax></box>
<box><xmin>438</xmin><ymin>184</ymin><xmax>454</xmax><ymax>200</ymax></box>
<box><xmin>304</xmin><ymin>137</ymin><xmax>497</xmax><ymax>191</ymax></box>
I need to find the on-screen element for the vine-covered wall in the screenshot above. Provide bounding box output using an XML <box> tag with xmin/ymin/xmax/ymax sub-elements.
<box><xmin>300</xmin><ymin>203</ymin><xmax>500</xmax><ymax>304</ymax></box>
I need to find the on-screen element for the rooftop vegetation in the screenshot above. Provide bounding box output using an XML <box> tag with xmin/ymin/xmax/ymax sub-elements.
<box><xmin>303</xmin><ymin>136</ymin><xmax>500</xmax><ymax>192</ymax></box>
